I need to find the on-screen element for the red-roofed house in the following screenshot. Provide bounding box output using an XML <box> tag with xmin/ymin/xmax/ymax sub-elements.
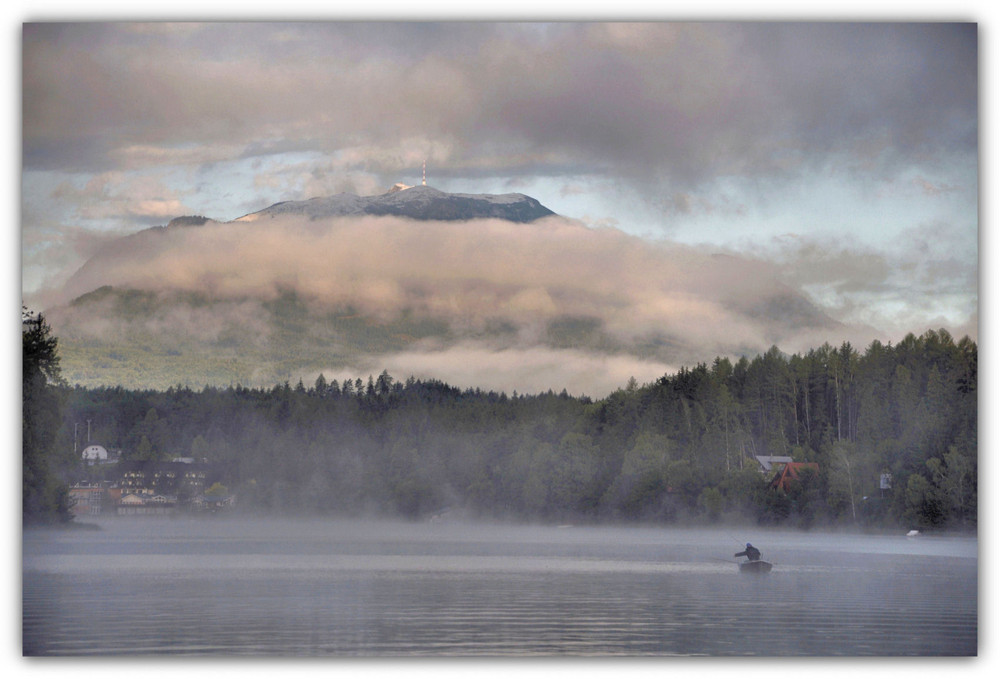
<box><xmin>771</xmin><ymin>462</ymin><xmax>819</xmax><ymax>492</ymax></box>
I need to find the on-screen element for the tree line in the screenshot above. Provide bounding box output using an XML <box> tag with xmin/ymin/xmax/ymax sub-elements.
<box><xmin>26</xmin><ymin>313</ymin><xmax>977</xmax><ymax>531</ymax></box>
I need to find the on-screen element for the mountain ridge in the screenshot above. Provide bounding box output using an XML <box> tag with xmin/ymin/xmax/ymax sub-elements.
<box><xmin>57</xmin><ymin>185</ymin><xmax>559</xmax><ymax>309</ymax></box>
<box><xmin>232</xmin><ymin>185</ymin><xmax>556</xmax><ymax>223</ymax></box>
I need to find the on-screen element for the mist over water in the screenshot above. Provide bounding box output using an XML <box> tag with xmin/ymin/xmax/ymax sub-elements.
<box><xmin>23</xmin><ymin>518</ymin><xmax>976</xmax><ymax>656</ymax></box>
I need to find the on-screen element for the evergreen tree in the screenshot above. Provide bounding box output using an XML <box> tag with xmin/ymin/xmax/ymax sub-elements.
<box><xmin>23</xmin><ymin>308</ymin><xmax>72</xmax><ymax>524</ymax></box>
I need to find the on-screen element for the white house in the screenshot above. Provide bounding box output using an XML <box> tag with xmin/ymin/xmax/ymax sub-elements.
<box><xmin>81</xmin><ymin>444</ymin><xmax>109</xmax><ymax>463</ymax></box>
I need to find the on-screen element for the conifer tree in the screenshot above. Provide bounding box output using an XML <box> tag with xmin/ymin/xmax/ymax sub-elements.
<box><xmin>22</xmin><ymin>307</ymin><xmax>71</xmax><ymax>524</ymax></box>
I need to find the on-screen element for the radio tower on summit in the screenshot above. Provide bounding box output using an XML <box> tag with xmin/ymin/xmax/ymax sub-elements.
<box><xmin>422</xmin><ymin>160</ymin><xmax>426</xmax><ymax>186</ymax></box>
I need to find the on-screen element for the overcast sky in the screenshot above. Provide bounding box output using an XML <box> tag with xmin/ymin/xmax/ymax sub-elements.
<box><xmin>18</xmin><ymin>18</ymin><xmax>979</xmax><ymax>392</ymax></box>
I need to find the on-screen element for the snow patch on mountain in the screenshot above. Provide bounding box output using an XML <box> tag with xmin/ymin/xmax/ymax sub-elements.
<box><xmin>233</xmin><ymin>185</ymin><xmax>555</xmax><ymax>223</ymax></box>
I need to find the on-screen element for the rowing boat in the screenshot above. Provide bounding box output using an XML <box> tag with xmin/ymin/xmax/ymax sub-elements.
<box><xmin>739</xmin><ymin>559</ymin><xmax>772</xmax><ymax>574</ymax></box>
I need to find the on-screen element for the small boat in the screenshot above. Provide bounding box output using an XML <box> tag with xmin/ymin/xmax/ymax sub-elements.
<box><xmin>739</xmin><ymin>559</ymin><xmax>772</xmax><ymax>574</ymax></box>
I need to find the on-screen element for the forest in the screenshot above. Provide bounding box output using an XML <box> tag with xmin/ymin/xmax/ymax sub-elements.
<box><xmin>26</xmin><ymin>314</ymin><xmax>977</xmax><ymax>531</ymax></box>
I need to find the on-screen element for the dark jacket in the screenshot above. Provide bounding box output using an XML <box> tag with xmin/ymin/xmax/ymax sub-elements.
<box><xmin>735</xmin><ymin>544</ymin><xmax>761</xmax><ymax>561</ymax></box>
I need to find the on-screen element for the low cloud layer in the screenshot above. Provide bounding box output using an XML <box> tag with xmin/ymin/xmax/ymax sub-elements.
<box><xmin>46</xmin><ymin>213</ymin><xmax>896</xmax><ymax>395</ymax></box>
<box><xmin>323</xmin><ymin>343</ymin><xmax>679</xmax><ymax>399</ymax></box>
<box><xmin>60</xmin><ymin>215</ymin><xmax>841</xmax><ymax>345</ymax></box>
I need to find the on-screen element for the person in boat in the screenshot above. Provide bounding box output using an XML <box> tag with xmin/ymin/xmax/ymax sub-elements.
<box><xmin>735</xmin><ymin>543</ymin><xmax>761</xmax><ymax>562</ymax></box>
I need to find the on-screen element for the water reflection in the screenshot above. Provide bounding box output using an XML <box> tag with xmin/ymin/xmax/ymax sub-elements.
<box><xmin>23</xmin><ymin>518</ymin><xmax>977</xmax><ymax>656</ymax></box>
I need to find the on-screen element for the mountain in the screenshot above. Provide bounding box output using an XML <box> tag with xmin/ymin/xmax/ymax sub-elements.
<box><xmin>58</xmin><ymin>185</ymin><xmax>558</xmax><ymax>305</ymax></box>
<box><xmin>43</xmin><ymin>184</ymin><xmax>847</xmax><ymax>394</ymax></box>
<box><xmin>234</xmin><ymin>185</ymin><xmax>556</xmax><ymax>223</ymax></box>
<box><xmin>46</xmin><ymin>185</ymin><xmax>566</xmax><ymax>388</ymax></box>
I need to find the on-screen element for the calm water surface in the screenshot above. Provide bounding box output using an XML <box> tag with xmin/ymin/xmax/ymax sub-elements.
<box><xmin>22</xmin><ymin>517</ymin><xmax>977</xmax><ymax>656</ymax></box>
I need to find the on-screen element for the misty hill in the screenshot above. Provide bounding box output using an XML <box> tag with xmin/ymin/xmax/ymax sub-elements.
<box><xmin>43</xmin><ymin>183</ymin><xmax>846</xmax><ymax>393</ymax></box>
<box><xmin>234</xmin><ymin>185</ymin><xmax>556</xmax><ymax>223</ymax></box>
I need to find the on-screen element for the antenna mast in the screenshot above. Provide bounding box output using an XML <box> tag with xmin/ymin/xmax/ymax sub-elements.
<box><xmin>422</xmin><ymin>160</ymin><xmax>426</xmax><ymax>186</ymax></box>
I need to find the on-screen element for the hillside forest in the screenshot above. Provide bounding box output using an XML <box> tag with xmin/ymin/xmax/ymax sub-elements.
<box><xmin>25</xmin><ymin>313</ymin><xmax>977</xmax><ymax>531</ymax></box>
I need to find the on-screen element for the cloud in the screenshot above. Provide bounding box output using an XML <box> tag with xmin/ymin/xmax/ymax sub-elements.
<box><xmin>23</xmin><ymin>22</ymin><xmax>976</xmax><ymax>191</ymax></box>
<box><xmin>48</xmin><ymin>213</ymin><xmax>857</xmax><ymax>390</ymax></box>
<box><xmin>913</xmin><ymin>177</ymin><xmax>961</xmax><ymax>197</ymax></box>
<box><xmin>330</xmin><ymin>343</ymin><xmax>679</xmax><ymax>399</ymax></box>
<box><xmin>51</xmin><ymin>172</ymin><xmax>192</xmax><ymax>223</ymax></box>
<box><xmin>763</xmin><ymin>223</ymin><xmax>977</xmax><ymax>337</ymax></box>
<box><xmin>46</xmin><ymin>207</ymin><xmax>974</xmax><ymax>395</ymax></box>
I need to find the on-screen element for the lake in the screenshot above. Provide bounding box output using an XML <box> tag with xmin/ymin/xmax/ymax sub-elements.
<box><xmin>22</xmin><ymin>517</ymin><xmax>977</xmax><ymax>656</ymax></box>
